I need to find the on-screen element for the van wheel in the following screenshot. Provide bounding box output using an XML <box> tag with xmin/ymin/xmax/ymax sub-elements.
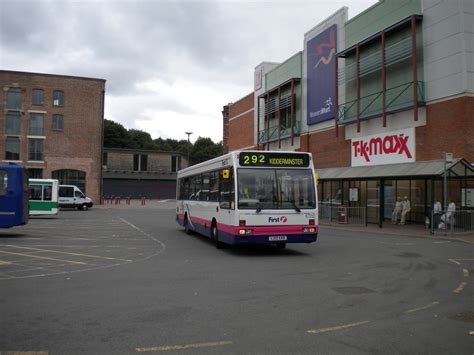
<box><xmin>82</xmin><ymin>204</ymin><xmax>89</xmax><ymax>211</ymax></box>
<box><xmin>77</xmin><ymin>205</ymin><xmax>83</xmax><ymax>211</ymax></box>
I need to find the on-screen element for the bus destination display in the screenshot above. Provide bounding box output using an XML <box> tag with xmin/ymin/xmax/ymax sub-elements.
<box><xmin>239</xmin><ymin>152</ymin><xmax>310</xmax><ymax>167</ymax></box>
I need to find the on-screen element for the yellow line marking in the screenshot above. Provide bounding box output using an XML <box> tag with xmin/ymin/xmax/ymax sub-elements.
<box><xmin>135</xmin><ymin>341</ymin><xmax>233</xmax><ymax>352</ymax></box>
<box><xmin>1</xmin><ymin>352</ymin><xmax>48</xmax><ymax>355</ymax></box>
<box><xmin>4</xmin><ymin>245</ymin><xmax>132</xmax><ymax>262</ymax></box>
<box><xmin>448</xmin><ymin>259</ymin><xmax>461</xmax><ymax>265</ymax></box>
<box><xmin>463</xmin><ymin>268</ymin><xmax>469</xmax><ymax>277</ymax></box>
<box><xmin>0</xmin><ymin>250</ymin><xmax>87</xmax><ymax>265</ymax></box>
<box><xmin>307</xmin><ymin>321</ymin><xmax>370</xmax><ymax>334</ymax></box>
<box><xmin>0</xmin><ymin>260</ymin><xmax>12</xmax><ymax>266</ymax></box>
<box><xmin>453</xmin><ymin>282</ymin><xmax>467</xmax><ymax>294</ymax></box>
<box><xmin>404</xmin><ymin>301</ymin><xmax>440</xmax><ymax>314</ymax></box>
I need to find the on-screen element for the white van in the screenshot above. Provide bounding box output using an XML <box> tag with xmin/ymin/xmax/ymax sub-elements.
<box><xmin>58</xmin><ymin>185</ymin><xmax>93</xmax><ymax>210</ymax></box>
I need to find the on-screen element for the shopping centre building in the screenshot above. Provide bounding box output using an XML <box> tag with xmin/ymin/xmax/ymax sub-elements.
<box><xmin>223</xmin><ymin>0</ymin><xmax>473</xmax><ymax>226</ymax></box>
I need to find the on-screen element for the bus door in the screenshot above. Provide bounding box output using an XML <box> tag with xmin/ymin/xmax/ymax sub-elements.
<box><xmin>217</xmin><ymin>167</ymin><xmax>235</xmax><ymax>228</ymax></box>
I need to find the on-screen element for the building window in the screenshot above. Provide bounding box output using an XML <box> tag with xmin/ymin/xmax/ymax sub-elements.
<box><xmin>29</xmin><ymin>113</ymin><xmax>45</xmax><ymax>136</ymax></box>
<box><xmin>7</xmin><ymin>88</ymin><xmax>22</xmax><ymax>109</ymax></box>
<box><xmin>53</xmin><ymin>90</ymin><xmax>64</xmax><ymax>106</ymax></box>
<box><xmin>5</xmin><ymin>137</ymin><xmax>20</xmax><ymax>160</ymax></box>
<box><xmin>6</xmin><ymin>111</ymin><xmax>21</xmax><ymax>135</ymax></box>
<box><xmin>28</xmin><ymin>168</ymin><xmax>43</xmax><ymax>179</ymax></box>
<box><xmin>171</xmin><ymin>156</ymin><xmax>182</xmax><ymax>172</ymax></box>
<box><xmin>52</xmin><ymin>114</ymin><xmax>64</xmax><ymax>131</ymax></box>
<box><xmin>133</xmin><ymin>154</ymin><xmax>148</xmax><ymax>171</ymax></box>
<box><xmin>32</xmin><ymin>89</ymin><xmax>44</xmax><ymax>105</ymax></box>
<box><xmin>52</xmin><ymin>169</ymin><xmax>86</xmax><ymax>193</ymax></box>
<box><xmin>28</xmin><ymin>138</ymin><xmax>44</xmax><ymax>161</ymax></box>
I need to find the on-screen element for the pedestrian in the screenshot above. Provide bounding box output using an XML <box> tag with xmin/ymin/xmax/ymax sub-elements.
<box><xmin>433</xmin><ymin>200</ymin><xmax>442</xmax><ymax>229</ymax></box>
<box><xmin>400</xmin><ymin>196</ymin><xmax>411</xmax><ymax>225</ymax></box>
<box><xmin>391</xmin><ymin>197</ymin><xmax>403</xmax><ymax>224</ymax></box>
<box><xmin>447</xmin><ymin>199</ymin><xmax>456</xmax><ymax>226</ymax></box>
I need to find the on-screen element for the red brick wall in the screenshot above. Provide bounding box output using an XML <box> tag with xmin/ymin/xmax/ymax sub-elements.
<box><xmin>227</xmin><ymin>93</ymin><xmax>255</xmax><ymax>152</ymax></box>
<box><xmin>301</xmin><ymin>126</ymin><xmax>351</xmax><ymax>169</ymax></box>
<box><xmin>417</xmin><ymin>96</ymin><xmax>474</xmax><ymax>161</ymax></box>
<box><xmin>0</xmin><ymin>71</ymin><xmax>105</xmax><ymax>202</ymax></box>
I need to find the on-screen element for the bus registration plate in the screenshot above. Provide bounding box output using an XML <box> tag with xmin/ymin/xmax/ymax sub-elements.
<box><xmin>269</xmin><ymin>235</ymin><xmax>287</xmax><ymax>241</ymax></box>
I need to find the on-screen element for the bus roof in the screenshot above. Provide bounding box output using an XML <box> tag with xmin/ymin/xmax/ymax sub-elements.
<box><xmin>177</xmin><ymin>150</ymin><xmax>313</xmax><ymax>178</ymax></box>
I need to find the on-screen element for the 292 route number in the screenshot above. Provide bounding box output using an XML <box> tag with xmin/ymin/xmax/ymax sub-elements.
<box><xmin>242</xmin><ymin>154</ymin><xmax>265</xmax><ymax>165</ymax></box>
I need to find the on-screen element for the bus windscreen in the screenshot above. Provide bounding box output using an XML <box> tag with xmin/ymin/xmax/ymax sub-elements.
<box><xmin>237</xmin><ymin>168</ymin><xmax>316</xmax><ymax>210</ymax></box>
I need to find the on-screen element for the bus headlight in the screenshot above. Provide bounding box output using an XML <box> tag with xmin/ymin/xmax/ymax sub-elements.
<box><xmin>239</xmin><ymin>229</ymin><xmax>253</xmax><ymax>235</ymax></box>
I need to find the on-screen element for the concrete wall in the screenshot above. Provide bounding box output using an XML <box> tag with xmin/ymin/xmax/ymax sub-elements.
<box><xmin>345</xmin><ymin>0</ymin><xmax>422</xmax><ymax>48</ymax></box>
<box><xmin>422</xmin><ymin>0</ymin><xmax>474</xmax><ymax>101</ymax></box>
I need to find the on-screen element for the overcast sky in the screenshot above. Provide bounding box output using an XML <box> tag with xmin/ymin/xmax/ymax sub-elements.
<box><xmin>1</xmin><ymin>0</ymin><xmax>376</xmax><ymax>143</ymax></box>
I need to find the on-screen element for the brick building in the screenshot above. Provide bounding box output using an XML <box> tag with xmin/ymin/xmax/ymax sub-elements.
<box><xmin>103</xmin><ymin>148</ymin><xmax>188</xmax><ymax>199</ymax></box>
<box><xmin>223</xmin><ymin>0</ymin><xmax>473</xmax><ymax>225</ymax></box>
<box><xmin>0</xmin><ymin>70</ymin><xmax>105</xmax><ymax>202</ymax></box>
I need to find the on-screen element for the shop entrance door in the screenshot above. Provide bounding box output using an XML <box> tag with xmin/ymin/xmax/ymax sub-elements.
<box><xmin>367</xmin><ymin>180</ymin><xmax>380</xmax><ymax>224</ymax></box>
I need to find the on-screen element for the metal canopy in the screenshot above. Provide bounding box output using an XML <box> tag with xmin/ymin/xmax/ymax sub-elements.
<box><xmin>317</xmin><ymin>158</ymin><xmax>474</xmax><ymax>180</ymax></box>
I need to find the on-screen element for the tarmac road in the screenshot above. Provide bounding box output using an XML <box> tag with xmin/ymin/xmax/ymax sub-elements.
<box><xmin>0</xmin><ymin>204</ymin><xmax>473</xmax><ymax>354</ymax></box>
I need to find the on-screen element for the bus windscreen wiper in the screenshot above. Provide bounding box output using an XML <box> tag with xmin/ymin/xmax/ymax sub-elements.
<box><xmin>292</xmin><ymin>201</ymin><xmax>301</xmax><ymax>213</ymax></box>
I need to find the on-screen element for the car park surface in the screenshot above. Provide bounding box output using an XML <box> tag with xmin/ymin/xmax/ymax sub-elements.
<box><xmin>1</xmin><ymin>202</ymin><xmax>473</xmax><ymax>354</ymax></box>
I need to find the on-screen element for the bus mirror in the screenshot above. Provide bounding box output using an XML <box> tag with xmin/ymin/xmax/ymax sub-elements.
<box><xmin>222</xmin><ymin>169</ymin><xmax>230</xmax><ymax>180</ymax></box>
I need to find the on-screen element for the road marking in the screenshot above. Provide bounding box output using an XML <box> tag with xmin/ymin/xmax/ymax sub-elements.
<box><xmin>448</xmin><ymin>259</ymin><xmax>461</xmax><ymax>265</ymax></box>
<box><xmin>135</xmin><ymin>341</ymin><xmax>233</xmax><ymax>352</ymax></box>
<box><xmin>463</xmin><ymin>268</ymin><xmax>469</xmax><ymax>277</ymax></box>
<box><xmin>0</xmin><ymin>260</ymin><xmax>12</xmax><ymax>266</ymax></box>
<box><xmin>404</xmin><ymin>301</ymin><xmax>439</xmax><ymax>314</ymax></box>
<box><xmin>453</xmin><ymin>282</ymin><xmax>467</xmax><ymax>294</ymax></box>
<box><xmin>4</xmin><ymin>245</ymin><xmax>132</xmax><ymax>262</ymax></box>
<box><xmin>0</xmin><ymin>250</ymin><xmax>87</xmax><ymax>265</ymax></box>
<box><xmin>307</xmin><ymin>321</ymin><xmax>370</xmax><ymax>334</ymax></box>
<box><xmin>0</xmin><ymin>351</ymin><xmax>48</xmax><ymax>354</ymax></box>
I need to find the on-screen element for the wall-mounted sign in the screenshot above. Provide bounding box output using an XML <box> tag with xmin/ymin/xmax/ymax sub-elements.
<box><xmin>351</xmin><ymin>127</ymin><xmax>416</xmax><ymax>167</ymax></box>
<box><xmin>307</xmin><ymin>24</ymin><xmax>337</xmax><ymax>125</ymax></box>
<box><xmin>349</xmin><ymin>188</ymin><xmax>359</xmax><ymax>202</ymax></box>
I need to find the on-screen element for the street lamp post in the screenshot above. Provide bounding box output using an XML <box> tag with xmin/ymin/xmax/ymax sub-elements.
<box><xmin>185</xmin><ymin>132</ymin><xmax>193</xmax><ymax>166</ymax></box>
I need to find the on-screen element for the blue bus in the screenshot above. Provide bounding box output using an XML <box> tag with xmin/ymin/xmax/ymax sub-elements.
<box><xmin>0</xmin><ymin>163</ymin><xmax>29</xmax><ymax>228</ymax></box>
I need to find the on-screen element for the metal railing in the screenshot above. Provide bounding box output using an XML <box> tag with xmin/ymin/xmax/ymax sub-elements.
<box><xmin>430</xmin><ymin>210</ymin><xmax>474</xmax><ymax>235</ymax></box>
<box><xmin>337</xmin><ymin>81</ymin><xmax>425</xmax><ymax>124</ymax></box>
<box><xmin>319</xmin><ymin>204</ymin><xmax>367</xmax><ymax>226</ymax></box>
<box><xmin>258</xmin><ymin>121</ymin><xmax>301</xmax><ymax>144</ymax></box>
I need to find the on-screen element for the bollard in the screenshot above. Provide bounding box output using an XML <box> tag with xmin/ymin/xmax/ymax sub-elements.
<box><xmin>141</xmin><ymin>197</ymin><xmax>146</xmax><ymax>206</ymax></box>
<box><xmin>126</xmin><ymin>196</ymin><xmax>131</xmax><ymax>205</ymax></box>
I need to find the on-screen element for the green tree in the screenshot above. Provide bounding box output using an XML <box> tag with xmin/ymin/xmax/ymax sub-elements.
<box><xmin>103</xmin><ymin>119</ymin><xmax>128</xmax><ymax>148</ymax></box>
<box><xmin>190</xmin><ymin>137</ymin><xmax>223</xmax><ymax>165</ymax></box>
<box><xmin>128</xmin><ymin>129</ymin><xmax>154</xmax><ymax>149</ymax></box>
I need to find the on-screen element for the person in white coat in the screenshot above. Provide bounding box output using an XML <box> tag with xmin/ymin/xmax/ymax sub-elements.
<box><xmin>400</xmin><ymin>196</ymin><xmax>411</xmax><ymax>225</ymax></box>
<box><xmin>391</xmin><ymin>197</ymin><xmax>403</xmax><ymax>224</ymax></box>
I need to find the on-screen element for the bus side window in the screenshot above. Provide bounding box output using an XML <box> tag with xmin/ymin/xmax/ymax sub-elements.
<box><xmin>29</xmin><ymin>185</ymin><xmax>42</xmax><ymax>200</ymax></box>
<box><xmin>43</xmin><ymin>186</ymin><xmax>52</xmax><ymax>201</ymax></box>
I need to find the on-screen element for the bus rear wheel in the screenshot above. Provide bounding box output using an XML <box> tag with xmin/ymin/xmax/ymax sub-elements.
<box><xmin>184</xmin><ymin>214</ymin><xmax>192</xmax><ymax>235</ymax></box>
<box><xmin>276</xmin><ymin>243</ymin><xmax>286</xmax><ymax>249</ymax></box>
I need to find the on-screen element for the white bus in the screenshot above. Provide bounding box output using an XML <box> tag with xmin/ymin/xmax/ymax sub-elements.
<box><xmin>29</xmin><ymin>179</ymin><xmax>59</xmax><ymax>216</ymax></box>
<box><xmin>176</xmin><ymin>151</ymin><xmax>318</xmax><ymax>248</ymax></box>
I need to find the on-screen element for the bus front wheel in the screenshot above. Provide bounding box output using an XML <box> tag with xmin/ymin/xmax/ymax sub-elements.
<box><xmin>211</xmin><ymin>221</ymin><xmax>224</xmax><ymax>249</ymax></box>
